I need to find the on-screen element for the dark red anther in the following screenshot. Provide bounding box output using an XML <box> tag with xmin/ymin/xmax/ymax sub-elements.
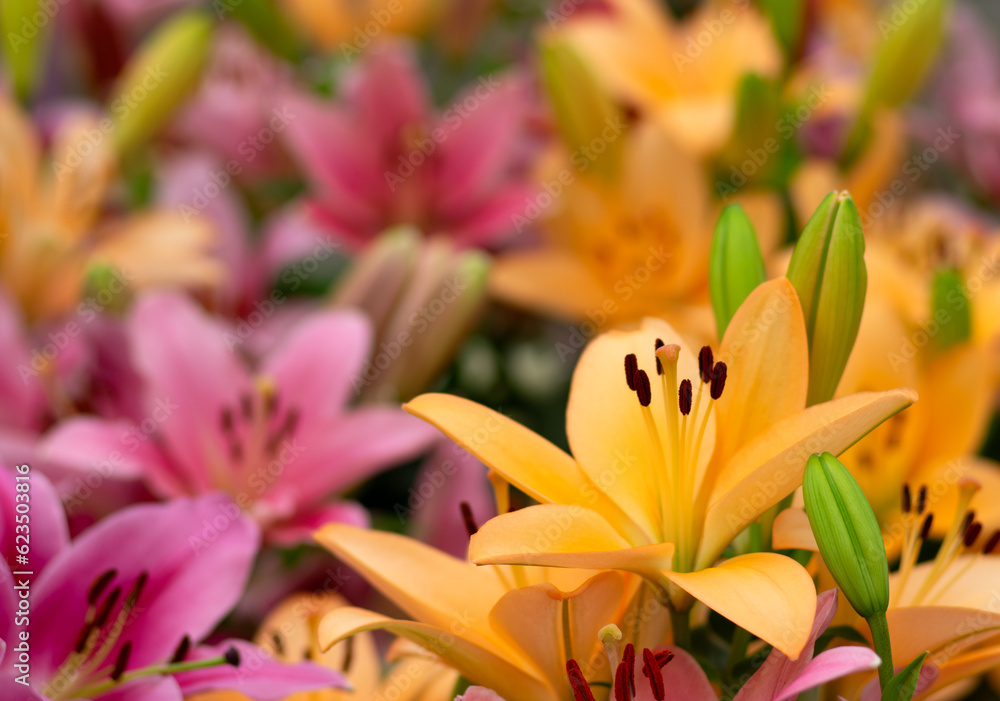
<box><xmin>961</xmin><ymin>511</ymin><xmax>975</xmax><ymax>538</ymax></box>
<box><xmin>654</xmin><ymin>650</ymin><xmax>674</xmax><ymax>667</ymax></box>
<box><xmin>88</xmin><ymin>569</ymin><xmax>117</xmax><ymax>605</ymax></box>
<box><xmin>634</xmin><ymin>370</ymin><xmax>652</xmax><ymax>407</ymax></box>
<box><xmin>625</xmin><ymin>354</ymin><xmax>639</xmax><ymax>391</ymax></box>
<box><xmin>655</xmin><ymin>339</ymin><xmax>665</xmax><ymax>376</ymax></box>
<box><xmin>460</xmin><ymin>502</ymin><xmax>478</xmax><ymax>538</ymax></box>
<box><xmin>566</xmin><ymin>659</ymin><xmax>596</xmax><ymax>701</ymax></box>
<box><xmin>920</xmin><ymin>513</ymin><xmax>934</xmax><ymax>540</ymax></box>
<box><xmin>964</xmin><ymin>522</ymin><xmax>983</xmax><ymax>548</ymax></box>
<box><xmin>95</xmin><ymin>587</ymin><xmax>122</xmax><ymax>628</ymax></box>
<box><xmin>678</xmin><ymin>379</ymin><xmax>692</xmax><ymax>415</ymax></box>
<box><xmin>111</xmin><ymin>641</ymin><xmax>131</xmax><ymax>681</ymax></box>
<box><xmin>901</xmin><ymin>484</ymin><xmax>911</xmax><ymax>514</ymax></box>
<box><xmin>917</xmin><ymin>485</ymin><xmax>928</xmax><ymax>515</ymax></box>
<box><xmin>698</xmin><ymin>346</ymin><xmax>714</xmax><ymax>384</ymax></box>
<box><xmin>622</xmin><ymin>643</ymin><xmax>636</xmax><ymax>698</ymax></box>
<box><xmin>641</xmin><ymin>647</ymin><xmax>665</xmax><ymax>701</ymax></box>
<box><xmin>124</xmin><ymin>571</ymin><xmax>148</xmax><ymax>610</ymax></box>
<box><xmin>170</xmin><ymin>635</ymin><xmax>192</xmax><ymax>664</ymax></box>
<box><xmin>710</xmin><ymin>362</ymin><xmax>727</xmax><ymax>400</ymax></box>
<box><xmin>984</xmin><ymin>530</ymin><xmax>1000</xmax><ymax>554</ymax></box>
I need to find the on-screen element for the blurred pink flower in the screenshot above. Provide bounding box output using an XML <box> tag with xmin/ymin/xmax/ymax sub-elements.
<box><xmin>283</xmin><ymin>40</ymin><xmax>538</xmax><ymax>250</ymax></box>
<box><xmin>0</xmin><ymin>470</ymin><xmax>345</xmax><ymax>700</ymax></box>
<box><xmin>41</xmin><ymin>293</ymin><xmax>438</xmax><ymax>543</ymax></box>
<box><xmin>173</xmin><ymin>27</ymin><xmax>297</xmax><ymax>181</ymax></box>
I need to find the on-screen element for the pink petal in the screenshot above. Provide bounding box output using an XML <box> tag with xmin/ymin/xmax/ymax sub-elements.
<box><xmin>632</xmin><ymin>645</ymin><xmax>716</xmax><ymax>701</ymax></box>
<box><xmin>0</xmin><ymin>671</ymin><xmax>47</xmax><ymax>701</ymax></box>
<box><xmin>733</xmin><ymin>589</ymin><xmax>840</xmax><ymax>701</ymax></box>
<box><xmin>456</xmin><ymin>688</ymin><xmax>506</xmax><ymax>701</ymax></box>
<box><xmin>261</xmin><ymin>310</ymin><xmax>372</xmax><ymax>428</ymax></box>
<box><xmin>95</xmin><ymin>676</ymin><xmax>184</xmax><ymax>701</ymax></box>
<box><xmin>1</xmin><ymin>465</ymin><xmax>68</xmax><ymax>573</ymax></box>
<box><xmin>279</xmin><ymin>407</ymin><xmax>438</xmax><ymax>501</ymax></box>
<box><xmin>30</xmin><ymin>494</ymin><xmax>259</xmax><ymax>680</ymax></box>
<box><xmin>775</xmin><ymin>647</ymin><xmax>882</xmax><ymax>701</ymax></box>
<box><xmin>265</xmin><ymin>500</ymin><xmax>370</xmax><ymax>546</ymax></box>
<box><xmin>0</xmin><ymin>289</ymin><xmax>45</xmax><ymax>431</ymax></box>
<box><xmin>129</xmin><ymin>292</ymin><xmax>252</xmax><ymax>493</ymax></box>
<box><xmin>174</xmin><ymin>641</ymin><xmax>348</xmax><ymax>700</ymax></box>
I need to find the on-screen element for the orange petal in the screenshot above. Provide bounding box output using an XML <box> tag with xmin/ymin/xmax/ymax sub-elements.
<box><xmin>469</xmin><ymin>504</ymin><xmax>675</xmax><ymax>583</ymax></box>
<box><xmin>772</xmin><ymin>507</ymin><xmax>818</xmax><ymax>551</ymax></box>
<box><xmin>489</xmin><ymin>249</ymin><xmax>612</xmax><ymax>323</ymax></box>
<box><xmin>663</xmin><ymin>553</ymin><xmax>817</xmax><ymax>659</ymax></box>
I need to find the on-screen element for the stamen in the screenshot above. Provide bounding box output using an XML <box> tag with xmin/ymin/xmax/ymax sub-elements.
<box><xmin>220</xmin><ymin>407</ymin><xmax>234</xmax><ymax>434</ymax></box>
<box><xmin>624</xmin><ymin>354</ymin><xmax>639</xmax><ymax>391</ymax></box>
<box><xmin>110</xmin><ymin>642</ymin><xmax>131</xmax><ymax>681</ymax></box>
<box><xmin>654</xmin><ymin>651</ymin><xmax>674</xmax><ymax>667</ymax></box>
<box><xmin>984</xmin><ymin>530</ymin><xmax>1000</xmax><ymax>554</ymax></box>
<box><xmin>224</xmin><ymin>646</ymin><xmax>241</xmax><ymax>667</ymax></box>
<box><xmin>678</xmin><ymin>379</ymin><xmax>692</xmax><ymax>415</ymax></box>
<box><xmin>920</xmin><ymin>513</ymin><xmax>934</xmax><ymax>540</ymax></box>
<box><xmin>95</xmin><ymin>587</ymin><xmax>122</xmax><ymax>628</ymax></box>
<box><xmin>710</xmin><ymin>362</ymin><xmax>727</xmax><ymax>400</ymax></box>
<box><xmin>170</xmin><ymin>635</ymin><xmax>191</xmax><ymax>664</ymax></box>
<box><xmin>124</xmin><ymin>572</ymin><xmax>148</xmax><ymax>610</ymax></box>
<box><xmin>340</xmin><ymin>636</ymin><xmax>353</xmax><ymax>671</ymax></box>
<box><xmin>614</xmin><ymin>643</ymin><xmax>636</xmax><ymax>701</ymax></box>
<box><xmin>698</xmin><ymin>347</ymin><xmax>714</xmax><ymax>384</ymax></box>
<box><xmin>917</xmin><ymin>485</ymin><xmax>928</xmax><ymax>515</ymax></box>
<box><xmin>240</xmin><ymin>394</ymin><xmax>253</xmax><ymax>420</ymax></box>
<box><xmin>460</xmin><ymin>502</ymin><xmax>479</xmax><ymax>538</ymax></box>
<box><xmin>964</xmin><ymin>521</ymin><xmax>982</xmax><ymax>548</ymax></box>
<box><xmin>75</xmin><ymin>624</ymin><xmax>96</xmax><ymax>654</ymax></box>
<box><xmin>961</xmin><ymin>511</ymin><xmax>975</xmax><ymax>537</ymax></box>
<box><xmin>566</xmin><ymin>659</ymin><xmax>596</xmax><ymax>701</ymax></box>
<box><xmin>88</xmin><ymin>570</ymin><xmax>117</xmax><ymax>605</ymax></box>
<box><xmin>271</xmin><ymin>632</ymin><xmax>284</xmax><ymax>657</ymax></box>
<box><xmin>901</xmin><ymin>484</ymin><xmax>911</xmax><ymax>514</ymax></box>
<box><xmin>654</xmin><ymin>339</ymin><xmax>664</xmax><ymax>375</ymax></box>
<box><xmin>634</xmin><ymin>370</ymin><xmax>652</xmax><ymax>407</ymax></box>
<box><xmin>641</xmin><ymin>647</ymin><xmax>665</xmax><ymax>701</ymax></box>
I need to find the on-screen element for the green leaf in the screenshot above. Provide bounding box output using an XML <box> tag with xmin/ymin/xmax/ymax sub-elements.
<box><xmin>0</xmin><ymin>0</ymin><xmax>49</xmax><ymax>100</ymax></box>
<box><xmin>882</xmin><ymin>651</ymin><xmax>928</xmax><ymax>701</ymax></box>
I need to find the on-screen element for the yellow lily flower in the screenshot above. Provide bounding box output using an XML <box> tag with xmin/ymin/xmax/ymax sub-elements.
<box><xmin>775</xmin><ymin>483</ymin><xmax>1000</xmax><ymax>699</ymax></box>
<box><xmin>553</xmin><ymin>0</ymin><xmax>781</xmax><ymax>155</ymax></box>
<box><xmin>188</xmin><ymin>591</ymin><xmax>459</xmax><ymax>701</ymax></box>
<box><xmin>406</xmin><ymin>278</ymin><xmax>916</xmax><ymax>659</ymax></box>
<box><xmin>490</xmin><ymin>120</ymin><xmax>782</xmax><ymax>337</ymax></box>
<box><xmin>0</xmin><ymin>98</ymin><xmax>221</xmax><ymax>323</ymax></box>
<box><xmin>314</xmin><ymin>523</ymin><xmax>643</xmax><ymax>701</ymax></box>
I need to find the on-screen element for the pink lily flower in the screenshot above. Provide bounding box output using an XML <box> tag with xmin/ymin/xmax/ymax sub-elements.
<box><xmin>282</xmin><ymin>39</ymin><xmax>538</xmax><ymax>251</ymax></box>
<box><xmin>0</xmin><ymin>466</ymin><xmax>346</xmax><ymax>700</ymax></box>
<box><xmin>41</xmin><ymin>293</ymin><xmax>438</xmax><ymax>543</ymax></box>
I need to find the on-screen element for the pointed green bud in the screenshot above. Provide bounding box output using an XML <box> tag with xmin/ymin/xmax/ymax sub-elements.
<box><xmin>110</xmin><ymin>11</ymin><xmax>214</xmax><ymax>154</ymax></box>
<box><xmin>709</xmin><ymin>204</ymin><xmax>766</xmax><ymax>339</ymax></box>
<box><xmin>1</xmin><ymin>0</ymin><xmax>50</xmax><ymax>99</ymax></box>
<box><xmin>756</xmin><ymin>0</ymin><xmax>805</xmax><ymax>59</ymax></box>
<box><xmin>786</xmin><ymin>191</ymin><xmax>867</xmax><ymax>405</ymax></box>
<box><xmin>539</xmin><ymin>38</ymin><xmax>624</xmax><ymax>183</ymax></box>
<box><xmin>843</xmin><ymin>0</ymin><xmax>952</xmax><ymax>164</ymax></box>
<box><xmin>929</xmin><ymin>267</ymin><xmax>971</xmax><ymax>354</ymax></box>
<box><xmin>803</xmin><ymin>452</ymin><xmax>890</xmax><ymax>620</ymax></box>
<box><xmin>229</xmin><ymin>0</ymin><xmax>303</xmax><ymax>62</ymax></box>
<box><xmin>882</xmin><ymin>651</ymin><xmax>928</xmax><ymax>701</ymax></box>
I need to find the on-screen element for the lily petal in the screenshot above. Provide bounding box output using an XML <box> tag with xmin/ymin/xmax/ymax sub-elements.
<box><xmin>700</xmin><ymin>388</ymin><xmax>918</xmax><ymax>567</ymax></box>
<box><xmin>469</xmin><ymin>504</ymin><xmax>675</xmax><ymax>582</ymax></box>
<box><xmin>404</xmin><ymin>394</ymin><xmax>647</xmax><ymax>543</ymax></box>
<box><xmin>316</xmin><ymin>608</ymin><xmax>554</xmax><ymax>701</ymax></box>
<box><xmin>774</xmin><ymin>646</ymin><xmax>882</xmax><ymax>701</ymax></box>
<box><xmin>663</xmin><ymin>553</ymin><xmax>817</xmax><ymax>659</ymax></box>
<box><xmin>772</xmin><ymin>507</ymin><xmax>818</xmax><ymax>551</ymax></box>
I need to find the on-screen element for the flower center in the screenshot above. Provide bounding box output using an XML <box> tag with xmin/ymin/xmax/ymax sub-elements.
<box><xmin>567</xmin><ymin>625</ymin><xmax>674</xmax><ymax>701</ymax></box>
<box><xmin>216</xmin><ymin>375</ymin><xmax>300</xmax><ymax>498</ymax></box>
<box><xmin>622</xmin><ymin>342</ymin><xmax>727</xmax><ymax>571</ymax></box>
<box><xmin>892</xmin><ymin>479</ymin><xmax>999</xmax><ymax>607</ymax></box>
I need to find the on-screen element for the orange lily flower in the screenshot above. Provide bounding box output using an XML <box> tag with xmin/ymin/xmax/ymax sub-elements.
<box><xmin>0</xmin><ymin>98</ymin><xmax>221</xmax><ymax>323</ymax></box>
<box><xmin>406</xmin><ymin>278</ymin><xmax>916</xmax><ymax>659</ymax></box>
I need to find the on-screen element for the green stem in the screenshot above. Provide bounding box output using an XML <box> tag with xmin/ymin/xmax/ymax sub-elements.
<box><xmin>725</xmin><ymin>626</ymin><xmax>751</xmax><ymax>679</ymax></box>
<box><xmin>866</xmin><ymin>611</ymin><xmax>894</xmax><ymax>691</ymax></box>
<box><xmin>670</xmin><ymin>608</ymin><xmax>691</xmax><ymax>650</ymax></box>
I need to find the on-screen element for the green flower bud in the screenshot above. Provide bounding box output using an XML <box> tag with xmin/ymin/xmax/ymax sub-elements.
<box><xmin>83</xmin><ymin>263</ymin><xmax>132</xmax><ymax>315</ymax></box>
<box><xmin>539</xmin><ymin>38</ymin><xmax>624</xmax><ymax>183</ymax></box>
<box><xmin>803</xmin><ymin>452</ymin><xmax>890</xmax><ymax>620</ymax></box>
<box><xmin>110</xmin><ymin>11</ymin><xmax>214</xmax><ymax>154</ymax></box>
<box><xmin>709</xmin><ymin>204</ymin><xmax>766</xmax><ymax>339</ymax></box>
<box><xmin>756</xmin><ymin>0</ymin><xmax>805</xmax><ymax>58</ymax></box>
<box><xmin>930</xmin><ymin>267</ymin><xmax>971</xmax><ymax>354</ymax></box>
<box><xmin>786</xmin><ymin>191</ymin><xmax>867</xmax><ymax>405</ymax></box>
<box><xmin>1</xmin><ymin>0</ymin><xmax>49</xmax><ymax>99</ymax></box>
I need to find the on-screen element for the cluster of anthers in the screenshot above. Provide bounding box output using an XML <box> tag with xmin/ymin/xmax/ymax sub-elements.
<box><xmin>566</xmin><ymin>625</ymin><xmax>675</xmax><ymax>701</ymax></box>
<box><xmin>892</xmin><ymin>480</ymin><xmax>1000</xmax><ymax>607</ymax></box>
<box><xmin>46</xmin><ymin>569</ymin><xmax>239</xmax><ymax>700</ymax></box>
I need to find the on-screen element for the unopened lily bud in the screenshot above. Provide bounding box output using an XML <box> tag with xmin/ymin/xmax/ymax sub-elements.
<box><xmin>1</xmin><ymin>0</ymin><xmax>48</xmax><ymax>99</ymax></box>
<box><xmin>786</xmin><ymin>191</ymin><xmax>867</xmax><ymax>405</ymax></box>
<box><xmin>83</xmin><ymin>263</ymin><xmax>132</xmax><ymax>315</ymax></box>
<box><xmin>803</xmin><ymin>452</ymin><xmax>889</xmax><ymax>620</ymax></box>
<box><xmin>539</xmin><ymin>37</ymin><xmax>624</xmax><ymax>183</ymax></box>
<box><xmin>930</xmin><ymin>267</ymin><xmax>971</xmax><ymax>354</ymax></box>
<box><xmin>110</xmin><ymin>11</ymin><xmax>214</xmax><ymax>154</ymax></box>
<box><xmin>709</xmin><ymin>204</ymin><xmax>766</xmax><ymax>338</ymax></box>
